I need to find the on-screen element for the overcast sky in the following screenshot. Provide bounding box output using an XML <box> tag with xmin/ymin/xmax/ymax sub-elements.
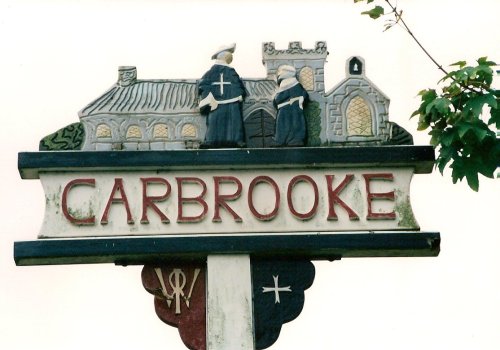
<box><xmin>1</xmin><ymin>0</ymin><xmax>499</xmax><ymax>349</ymax></box>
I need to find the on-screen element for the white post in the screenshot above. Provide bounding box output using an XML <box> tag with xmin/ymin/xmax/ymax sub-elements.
<box><xmin>207</xmin><ymin>254</ymin><xmax>255</xmax><ymax>350</ymax></box>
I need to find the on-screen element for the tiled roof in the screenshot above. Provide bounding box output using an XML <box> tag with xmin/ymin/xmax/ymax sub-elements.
<box><xmin>79</xmin><ymin>79</ymin><xmax>276</xmax><ymax>118</ymax></box>
<box><xmin>79</xmin><ymin>80</ymin><xmax>199</xmax><ymax>117</ymax></box>
<box><xmin>244</xmin><ymin>79</ymin><xmax>276</xmax><ymax>101</ymax></box>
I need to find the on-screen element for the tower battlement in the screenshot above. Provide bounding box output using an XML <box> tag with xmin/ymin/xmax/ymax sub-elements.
<box><xmin>262</xmin><ymin>41</ymin><xmax>328</xmax><ymax>93</ymax></box>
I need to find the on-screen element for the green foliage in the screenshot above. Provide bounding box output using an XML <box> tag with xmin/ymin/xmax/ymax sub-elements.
<box><xmin>304</xmin><ymin>100</ymin><xmax>322</xmax><ymax>147</ymax></box>
<box><xmin>39</xmin><ymin>122</ymin><xmax>85</xmax><ymax>151</ymax></box>
<box><xmin>355</xmin><ymin>0</ymin><xmax>500</xmax><ymax>191</ymax></box>
<box><xmin>361</xmin><ymin>5</ymin><xmax>384</xmax><ymax>19</ymax></box>
<box><xmin>412</xmin><ymin>59</ymin><xmax>499</xmax><ymax>191</ymax></box>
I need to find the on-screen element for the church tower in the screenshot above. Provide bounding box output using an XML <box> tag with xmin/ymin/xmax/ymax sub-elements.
<box><xmin>261</xmin><ymin>41</ymin><xmax>328</xmax><ymax>97</ymax></box>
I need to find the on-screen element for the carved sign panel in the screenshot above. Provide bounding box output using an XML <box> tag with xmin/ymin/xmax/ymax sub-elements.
<box><xmin>39</xmin><ymin>167</ymin><xmax>418</xmax><ymax>238</ymax></box>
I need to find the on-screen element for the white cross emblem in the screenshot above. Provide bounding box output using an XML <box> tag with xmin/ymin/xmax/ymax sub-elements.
<box><xmin>212</xmin><ymin>73</ymin><xmax>231</xmax><ymax>95</ymax></box>
<box><xmin>262</xmin><ymin>275</ymin><xmax>292</xmax><ymax>304</ymax></box>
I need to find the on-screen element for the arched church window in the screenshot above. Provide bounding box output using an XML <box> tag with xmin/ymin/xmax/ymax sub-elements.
<box><xmin>126</xmin><ymin>125</ymin><xmax>142</xmax><ymax>139</ymax></box>
<box><xmin>96</xmin><ymin>124</ymin><xmax>112</xmax><ymax>138</ymax></box>
<box><xmin>181</xmin><ymin>123</ymin><xmax>197</xmax><ymax>138</ymax></box>
<box><xmin>346</xmin><ymin>96</ymin><xmax>373</xmax><ymax>136</ymax></box>
<box><xmin>299</xmin><ymin>67</ymin><xmax>314</xmax><ymax>91</ymax></box>
<box><xmin>153</xmin><ymin>124</ymin><xmax>169</xmax><ymax>139</ymax></box>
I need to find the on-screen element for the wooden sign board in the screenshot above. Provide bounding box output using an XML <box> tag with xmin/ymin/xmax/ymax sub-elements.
<box><xmin>19</xmin><ymin>147</ymin><xmax>431</xmax><ymax>239</ymax></box>
<box><xmin>15</xmin><ymin>146</ymin><xmax>439</xmax><ymax>265</ymax></box>
<box><xmin>40</xmin><ymin>167</ymin><xmax>415</xmax><ymax>238</ymax></box>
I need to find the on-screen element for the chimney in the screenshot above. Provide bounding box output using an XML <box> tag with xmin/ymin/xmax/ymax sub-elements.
<box><xmin>118</xmin><ymin>66</ymin><xmax>137</xmax><ymax>87</ymax></box>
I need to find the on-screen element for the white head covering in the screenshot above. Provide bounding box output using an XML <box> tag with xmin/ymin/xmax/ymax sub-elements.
<box><xmin>277</xmin><ymin>65</ymin><xmax>296</xmax><ymax>80</ymax></box>
<box><xmin>211</xmin><ymin>43</ymin><xmax>236</xmax><ymax>60</ymax></box>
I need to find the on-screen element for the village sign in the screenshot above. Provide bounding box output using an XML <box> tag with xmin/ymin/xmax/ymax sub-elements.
<box><xmin>15</xmin><ymin>41</ymin><xmax>440</xmax><ymax>350</ymax></box>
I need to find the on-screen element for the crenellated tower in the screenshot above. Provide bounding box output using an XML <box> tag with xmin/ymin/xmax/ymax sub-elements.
<box><xmin>262</xmin><ymin>41</ymin><xmax>328</xmax><ymax>96</ymax></box>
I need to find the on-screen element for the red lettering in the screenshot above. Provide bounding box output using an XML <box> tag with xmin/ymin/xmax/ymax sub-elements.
<box><xmin>141</xmin><ymin>177</ymin><xmax>171</xmax><ymax>224</ymax></box>
<box><xmin>363</xmin><ymin>173</ymin><xmax>396</xmax><ymax>220</ymax></box>
<box><xmin>248</xmin><ymin>176</ymin><xmax>280</xmax><ymax>221</ymax></box>
<box><xmin>213</xmin><ymin>176</ymin><xmax>243</xmax><ymax>223</ymax></box>
<box><xmin>287</xmin><ymin>175</ymin><xmax>319</xmax><ymax>220</ymax></box>
<box><xmin>325</xmin><ymin>175</ymin><xmax>359</xmax><ymax>221</ymax></box>
<box><xmin>62</xmin><ymin>178</ymin><xmax>96</xmax><ymax>225</ymax></box>
<box><xmin>101</xmin><ymin>178</ymin><xmax>134</xmax><ymax>225</ymax></box>
<box><xmin>176</xmin><ymin>177</ymin><xmax>208</xmax><ymax>223</ymax></box>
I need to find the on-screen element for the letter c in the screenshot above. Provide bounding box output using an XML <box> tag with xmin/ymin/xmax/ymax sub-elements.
<box><xmin>61</xmin><ymin>178</ymin><xmax>96</xmax><ymax>225</ymax></box>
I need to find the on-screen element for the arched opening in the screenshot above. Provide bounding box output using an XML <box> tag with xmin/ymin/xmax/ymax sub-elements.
<box><xmin>299</xmin><ymin>66</ymin><xmax>314</xmax><ymax>91</ymax></box>
<box><xmin>244</xmin><ymin>109</ymin><xmax>275</xmax><ymax>148</ymax></box>
<box><xmin>96</xmin><ymin>124</ymin><xmax>112</xmax><ymax>138</ymax></box>
<box><xmin>346</xmin><ymin>96</ymin><xmax>373</xmax><ymax>136</ymax></box>
<box><xmin>153</xmin><ymin>123</ymin><xmax>169</xmax><ymax>139</ymax></box>
<box><xmin>349</xmin><ymin>57</ymin><xmax>363</xmax><ymax>75</ymax></box>
<box><xmin>126</xmin><ymin>125</ymin><xmax>142</xmax><ymax>139</ymax></box>
<box><xmin>181</xmin><ymin>123</ymin><xmax>197</xmax><ymax>138</ymax></box>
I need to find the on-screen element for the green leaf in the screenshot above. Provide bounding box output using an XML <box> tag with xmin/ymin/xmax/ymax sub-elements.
<box><xmin>361</xmin><ymin>5</ymin><xmax>384</xmax><ymax>19</ymax></box>
<box><xmin>457</xmin><ymin>123</ymin><xmax>473</xmax><ymax>139</ymax></box>
<box><xmin>417</xmin><ymin>120</ymin><xmax>429</xmax><ymax>131</ymax></box>
<box><xmin>488</xmin><ymin>106</ymin><xmax>500</xmax><ymax>128</ymax></box>
<box><xmin>472</xmin><ymin>125</ymin><xmax>489</xmax><ymax>142</ymax></box>
<box><xmin>450</xmin><ymin>61</ymin><xmax>466</xmax><ymax>69</ymax></box>
<box><xmin>450</xmin><ymin>159</ymin><xmax>466</xmax><ymax>184</ymax></box>
<box><xmin>465</xmin><ymin>169</ymin><xmax>479</xmax><ymax>191</ymax></box>
<box><xmin>420</xmin><ymin>89</ymin><xmax>438</xmax><ymax>104</ymax></box>
<box><xmin>477</xmin><ymin>57</ymin><xmax>497</xmax><ymax>66</ymax></box>
<box><xmin>437</xmin><ymin>146</ymin><xmax>455</xmax><ymax>174</ymax></box>
<box><xmin>425</xmin><ymin>98</ymin><xmax>451</xmax><ymax>115</ymax></box>
<box><xmin>441</xmin><ymin>130</ymin><xmax>456</xmax><ymax>147</ymax></box>
<box><xmin>410</xmin><ymin>109</ymin><xmax>421</xmax><ymax>118</ymax></box>
<box><xmin>473</xmin><ymin>65</ymin><xmax>494</xmax><ymax>85</ymax></box>
<box><xmin>428</xmin><ymin>129</ymin><xmax>443</xmax><ymax>147</ymax></box>
<box><xmin>463</xmin><ymin>93</ymin><xmax>497</xmax><ymax>119</ymax></box>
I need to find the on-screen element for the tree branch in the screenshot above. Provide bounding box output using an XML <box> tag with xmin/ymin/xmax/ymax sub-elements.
<box><xmin>384</xmin><ymin>0</ymin><xmax>449</xmax><ymax>76</ymax></box>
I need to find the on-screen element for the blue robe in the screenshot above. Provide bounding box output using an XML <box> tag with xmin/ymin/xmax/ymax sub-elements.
<box><xmin>198</xmin><ymin>64</ymin><xmax>246</xmax><ymax>148</ymax></box>
<box><xmin>273</xmin><ymin>83</ymin><xmax>308</xmax><ymax>146</ymax></box>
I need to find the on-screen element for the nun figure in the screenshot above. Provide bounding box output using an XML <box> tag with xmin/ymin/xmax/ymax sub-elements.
<box><xmin>273</xmin><ymin>65</ymin><xmax>308</xmax><ymax>147</ymax></box>
<box><xmin>198</xmin><ymin>43</ymin><xmax>246</xmax><ymax>148</ymax></box>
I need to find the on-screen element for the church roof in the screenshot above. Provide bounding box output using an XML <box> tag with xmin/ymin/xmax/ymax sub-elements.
<box><xmin>79</xmin><ymin>78</ymin><xmax>276</xmax><ymax>118</ymax></box>
<box><xmin>79</xmin><ymin>80</ymin><xmax>198</xmax><ymax>118</ymax></box>
<box><xmin>243</xmin><ymin>79</ymin><xmax>276</xmax><ymax>102</ymax></box>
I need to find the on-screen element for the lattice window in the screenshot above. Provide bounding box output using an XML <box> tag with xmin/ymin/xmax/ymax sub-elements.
<box><xmin>346</xmin><ymin>96</ymin><xmax>373</xmax><ymax>136</ymax></box>
<box><xmin>96</xmin><ymin>124</ymin><xmax>112</xmax><ymax>138</ymax></box>
<box><xmin>299</xmin><ymin>67</ymin><xmax>314</xmax><ymax>91</ymax></box>
<box><xmin>181</xmin><ymin>123</ymin><xmax>197</xmax><ymax>138</ymax></box>
<box><xmin>126</xmin><ymin>125</ymin><xmax>142</xmax><ymax>139</ymax></box>
<box><xmin>153</xmin><ymin>124</ymin><xmax>169</xmax><ymax>139</ymax></box>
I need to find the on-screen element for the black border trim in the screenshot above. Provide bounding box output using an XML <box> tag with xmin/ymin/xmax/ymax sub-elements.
<box><xmin>14</xmin><ymin>232</ymin><xmax>440</xmax><ymax>266</ymax></box>
<box><xmin>19</xmin><ymin>146</ymin><xmax>435</xmax><ymax>179</ymax></box>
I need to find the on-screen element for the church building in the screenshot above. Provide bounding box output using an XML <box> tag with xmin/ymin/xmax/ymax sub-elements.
<box><xmin>41</xmin><ymin>41</ymin><xmax>412</xmax><ymax>151</ymax></box>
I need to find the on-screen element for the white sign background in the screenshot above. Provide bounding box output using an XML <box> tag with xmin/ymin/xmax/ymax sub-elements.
<box><xmin>40</xmin><ymin>168</ymin><xmax>416</xmax><ymax>238</ymax></box>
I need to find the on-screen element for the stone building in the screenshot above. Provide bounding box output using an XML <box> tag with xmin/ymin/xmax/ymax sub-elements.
<box><xmin>40</xmin><ymin>41</ymin><xmax>411</xmax><ymax>151</ymax></box>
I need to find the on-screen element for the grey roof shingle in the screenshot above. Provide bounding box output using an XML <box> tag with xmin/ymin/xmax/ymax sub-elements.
<box><xmin>79</xmin><ymin>79</ymin><xmax>277</xmax><ymax>118</ymax></box>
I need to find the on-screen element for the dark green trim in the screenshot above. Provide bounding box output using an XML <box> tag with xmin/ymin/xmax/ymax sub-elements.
<box><xmin>14</xmin><ymin>232</ymin><xmax>440</xmax><ymax>266</ymax></box>
<box><xmin>19</xmin><ymin>146</ymin><xmax>435</xmax><ymax>179</ymax></box>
